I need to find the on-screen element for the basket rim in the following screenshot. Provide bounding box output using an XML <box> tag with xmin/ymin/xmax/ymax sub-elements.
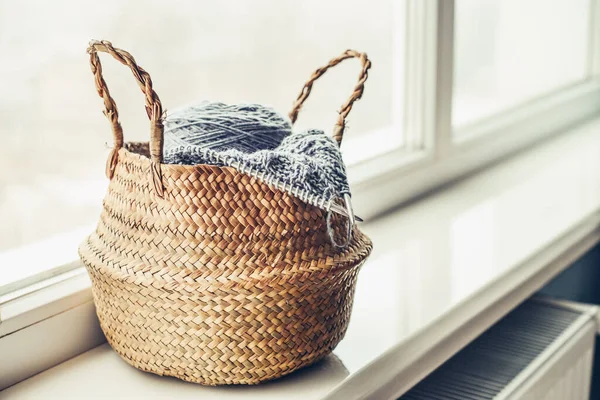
<box><xmin>122</xmin><ymin>142</ymin><xmax>239</xmax><ymax>174</ymax></box>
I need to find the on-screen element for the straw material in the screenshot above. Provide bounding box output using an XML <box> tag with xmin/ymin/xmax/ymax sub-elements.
<box><xmin>79</xmin><ymin>40</ymin><xmax>373</xmax><ymax>385</ymax></box>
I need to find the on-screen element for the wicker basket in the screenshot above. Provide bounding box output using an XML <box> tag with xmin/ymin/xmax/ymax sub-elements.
<box><xmin>79</xmin><ymin>40</ymin><xmax>373</xmax><ymax>385</ymax></box>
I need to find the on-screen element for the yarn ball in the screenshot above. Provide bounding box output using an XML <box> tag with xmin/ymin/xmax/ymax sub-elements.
<box><xmin>163</xmin><ymin>102</ymin><xmax>291</xmax><ymax>153</ymax></box>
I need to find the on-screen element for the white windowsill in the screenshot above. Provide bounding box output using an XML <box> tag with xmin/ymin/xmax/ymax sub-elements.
<box><xmin>2</xmin><ymin>116</ymin><xmax>600</xmax><ymax>399</ymax></box>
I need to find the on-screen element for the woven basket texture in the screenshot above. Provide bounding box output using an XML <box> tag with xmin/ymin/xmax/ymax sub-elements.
<box><xmin>79</xmin><ymin>40</ymin><xmax>373</xmax><ymax>385</ymax></box>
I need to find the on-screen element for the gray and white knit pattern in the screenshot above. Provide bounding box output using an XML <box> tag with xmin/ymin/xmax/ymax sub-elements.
<box><xmin>163</xmin><ymin>102</ymin><xmax>351</xmax><ymax>214</ymax></box>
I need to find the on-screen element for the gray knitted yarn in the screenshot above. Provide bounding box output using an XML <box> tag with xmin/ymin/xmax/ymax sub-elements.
<box><xmin>164</xmin><ymin>102</ymin><xmax>290</xmax><ymax>153</ymax></box>
<box><xmin>162</xmin><ymin>102</ymin><xmax>352</xmax><ymax>246</ymax></box>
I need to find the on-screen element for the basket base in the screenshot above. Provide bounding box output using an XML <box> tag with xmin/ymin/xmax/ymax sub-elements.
<box><xmin>97</xmin><ymin>305</ymin><xmax>351</xmax><ymax>385</ymax></box>
<box><xmin>87</xmin><ymin>260</ymin><xmax>363</xmax><ymax>385</ymax></box>
<box><xmin>107</xmin><ymin>333</ymin><xmax>336</xmax><ymax>386</ymax></box>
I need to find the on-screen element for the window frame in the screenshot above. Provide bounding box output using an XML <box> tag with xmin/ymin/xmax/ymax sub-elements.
<box><xmin>349</xmin><ymin>0</ymin><xmax>600</xmax><ymax>220</ymax></box>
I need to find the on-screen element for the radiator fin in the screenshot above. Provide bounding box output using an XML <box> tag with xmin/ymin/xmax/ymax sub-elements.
<box><xmin>400</xmin><ymin>300</ymin><xmax>583</xmax><ymax>400</ymax></box>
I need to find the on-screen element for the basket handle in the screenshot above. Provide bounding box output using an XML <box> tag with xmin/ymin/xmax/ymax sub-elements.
<box><xmin>87</xmin><ymin>40</ymin><xmax>165</xmax><ymax>197</ymax></box>
<box><xmin>288</xmin><ymin>50</ymin><xmax>371</xmax><ymax>145</ymax></box>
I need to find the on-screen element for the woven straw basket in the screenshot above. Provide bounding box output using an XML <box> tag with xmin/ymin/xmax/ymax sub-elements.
<box><xmin>79</xmin><ymin>40</ymin><xmax>373</xmax><ymax>385</ymax></box>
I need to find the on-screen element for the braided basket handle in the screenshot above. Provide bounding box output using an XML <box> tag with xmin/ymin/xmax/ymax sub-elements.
<box><xmin>87</xmin><ymin>40</ymin><xmax>164</xmax><ymax>197</ymax></box>
<box><xmin>289</xmin><ymin>50</ymin><xmax>371</xmax><ymax>145</ymax></box>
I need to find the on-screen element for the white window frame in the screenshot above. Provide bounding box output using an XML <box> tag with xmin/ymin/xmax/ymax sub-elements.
<box><xmin>350</xmin><ymin>0</ymin><xmax>600</xmax><ymax>220</ymax></box>
<box><xmin>2</xmin><ymin>0</ymin><xmax>600</xmax><ymax>386</ymax></box>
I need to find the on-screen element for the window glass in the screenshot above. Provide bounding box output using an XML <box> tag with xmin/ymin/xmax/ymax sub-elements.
<box><xmin>453</xmin><ymin>0</ymin><xmax>591</xmax><ymax>128</ymax></box>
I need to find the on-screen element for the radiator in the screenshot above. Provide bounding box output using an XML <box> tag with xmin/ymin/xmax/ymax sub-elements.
<box><xmin>400</xmin><ymin>298</ymin><xmax>597</xmax><ymax>400</ymax></box>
